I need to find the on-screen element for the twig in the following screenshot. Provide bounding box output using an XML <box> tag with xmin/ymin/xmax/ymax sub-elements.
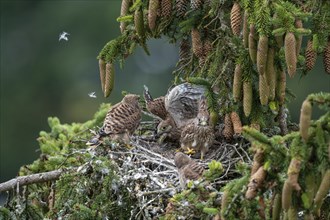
<box><xmin>0</xmin><ymin>169</ymin><xmax>65</xmax><ymax>193</ymax></box>
<box><xmin>137</xmin><ymin>188</ymin><xmax>175</xmax><ymax>197</ymax></box>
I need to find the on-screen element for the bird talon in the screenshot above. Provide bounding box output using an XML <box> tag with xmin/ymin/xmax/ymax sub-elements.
<box><xmin>184</xmin><ymin>148</ymin><xmax>196</xmax><ymax>155</ymax></box>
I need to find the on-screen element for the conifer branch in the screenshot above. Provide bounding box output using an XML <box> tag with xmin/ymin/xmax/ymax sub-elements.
<box><xmin>0</xmin><ymin>169</ymin><xmax>64</xmax><ymax>193</ymax></box>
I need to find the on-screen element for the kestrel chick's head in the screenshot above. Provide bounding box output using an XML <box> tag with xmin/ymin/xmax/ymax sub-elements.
<box><xmin>174</xmin><ymin>152</ymin><xmax>192</xmax><ymax>168</ymax></box>
<box><xmin>122</xmin><ymin>94</ymin><xmax>140</xmax><ymax>107</ymax></box>
<box><xmin>157</xmin><ymin>117</ymin><xmax>181</xmax><ymax>143</ymax></box>
<box><xmin>87</xmin><ymin>94</ymin><xmax>142</xmax><ymax>147</ymax></box>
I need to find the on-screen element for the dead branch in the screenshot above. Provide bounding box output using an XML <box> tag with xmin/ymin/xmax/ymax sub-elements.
<box><xmin>0</xmin><ymin>169</ymin><xmax>64</xmax><ymax>193</ymax></box>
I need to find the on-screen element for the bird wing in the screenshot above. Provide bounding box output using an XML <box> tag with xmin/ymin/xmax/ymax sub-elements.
<box><xmin>165</xmin><ymin>83</ymin><xmax>206</xmax><ymax>128</ymax></box>
<box><xmin>146</xmin><ymin>97</ymin><xmax>167</xmax><ymax>120</ymax></box>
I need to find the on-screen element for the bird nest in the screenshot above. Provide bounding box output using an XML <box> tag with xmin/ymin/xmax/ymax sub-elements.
<box><xmin>89</xmin><ymin>120</ymin><xmax>252</xmax><ymax>219</ymax></box>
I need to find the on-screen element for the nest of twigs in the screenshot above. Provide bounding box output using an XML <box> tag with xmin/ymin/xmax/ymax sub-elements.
<box><xmin>89</xmin><ymin>120</ymin><xmax>252</xmax><ymax>219</ymax></box>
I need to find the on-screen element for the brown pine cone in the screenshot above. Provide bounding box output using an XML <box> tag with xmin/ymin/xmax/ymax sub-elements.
<box><xmin>323</xmin><ymin>39</ymin><xmax>330</xmax><ymax>74</ymax></box>
<box><xmin>120</xmin><ymin>0</ymin><xmax>131</xmax><ymax>33</ymax></box>
<box><xmin>191</xmin><ymin>28</ymin><xmax>204</xmax><ymax>58</ymax></box>
<box><xmin>259</xmin><ymin>74</ymin><xmax>269</xmax><ymax>106</ymax></box>
<box><xmin>233</xmin><ymin>64</ymin><xmax>242</xmax><ymax>102</ymax></box>
<box><xmin>305</xmin><ymin>39</ymin><xmax>317</xmax><ymax>71</ymax></box>
<box><xmin>222</xmin><ymin>113</ymin><xmax>234</xmax><ymax>140</ymax></box>
<box><xmin>249</xmin><ymin>24</ymin><xmax>257</xmax><ymax>63</ymax></box>
<box><xmin>284</xmin><ymin>32</ymin><xmax>297</xmax><ymax>78</ymax></box>
<box><xmin>243</xmin><ymin>81</ymin><xmax>252</xmax><ymax>117</ymax></box>
<box><xmin>230</xmin><ymin>111</ymin><xmax>242</xmax><ymax>135</ymax></box>
<box><xmin>230</xmin><ymin>2</ymin><xmax>242</xmax><ymax>36</ymax></box>
<box><xmin>161</xmin><ymin>0</ymin><xmax>172</xmax><ymax>18</ymax></box>
<box><xmin>266</xmin><ymin>47</ymin><xmax>276</xmax><ymax>100</ymax></box>
<box><xmin>176</xmin><ymin>0</ymin><xmax>189</xmax><ymax>18</ymax></box>
<box><xmin>104</xmin><ymin>62</ymin><xmax>115</xmax><ymax>98</ymax></box>
<box><xmin>257</xmin><ymin>35</ymin><xmax>269</xmax><ymax>75</ymax></box>
<box><xmin>148</xmin><ymin>0</ymin><xmax>159</xmax><ymax>31</ymax></box>
<box><xmin>242</xmin><ymin>11</ymin><xmax>249</xmax><ymax>48</ymax></box>
<box><xmin>191</xmin><ymin>0</ymin><xmax>203</xmax><ymax>10</ymax></box>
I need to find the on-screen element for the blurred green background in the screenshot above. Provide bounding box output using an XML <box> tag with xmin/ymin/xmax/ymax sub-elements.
<box><xmin>0</xmin><ymin>0</ymin><xmax>329</xmax><ymax>194</ymax></box>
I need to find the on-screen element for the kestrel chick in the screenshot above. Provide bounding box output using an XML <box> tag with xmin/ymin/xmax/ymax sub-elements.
<box><xmin>143</xmin><ymin>85</ymin><xmax>167</xmax><ymax>120</ymax></box>
<box><xmin>180</xmin><ymin>97</ymin><xmax>215</xmax><ymax>160</ymax></box>
<box><xmin>87</xmin><ymin>94</ymin><xmax>141</xmax><ymax>146</ymax></box>
<box><xmin>174</xmin><ymin>152</ymin><xmax>204</xmax><ymax>188</ymax></box>
<box><xmin>157</xmin><ymin>116</ymin><xmax>181</xmax><ymax>143</ymax></box>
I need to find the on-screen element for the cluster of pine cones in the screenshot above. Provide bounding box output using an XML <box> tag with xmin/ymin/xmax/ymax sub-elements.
<box><xmin>229</xmin><ymin>2</ymin><xmax>329</xmax><ymax>120</ymax></box>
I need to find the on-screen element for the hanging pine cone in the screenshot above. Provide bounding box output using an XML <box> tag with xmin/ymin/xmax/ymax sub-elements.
<box><xmin>257</xmin><ymin>35</ymin><xmax>269</xmax><ymax>75</ymax></box>
<box><xmin>104</xmin><ymin>62</ymin><xmax>115</xmax><ymax>97</ymax></box>
<box><xmin>179</xmin><ymin>39</ymin><xmax>191</xmax><ymax>61</ymax></box>
<box><xmin>191</xmin><ymin>28</ymin><xmax>203</xmax><ymax>58</ymax></box>
<box><xmin>176</xmin><ymin>0</ymin><xmax>189</xmax><ymax>18</ymax></box>
<box><xmin>98</xmin><ymin>59</ymin><xmax>106</xmax><ymax>93</ymax></box>
<box><xmin>230</xmin><ymin>2</ymin><xmax>242</xmax><ymax>36</ymax></box>
<box><xmin>266</xmin><ymin>47</ymin><xmax>276</xmax><ymax>101</ymax></box>
<box><xmin>323</xmin><ymin>39</ymin><xmax>330</xmax><ymax>74</ymax></box>
<box><xmin>243</xmin><ymin>81</ymin><xmax>252</xmax><ymax>117</ymax></box>
<box><xmin>299</xmin><ymin>99</ymin><xmax>312</xmax><ymax>142</ymax></box>
<box><xmin>242</xmin><ymin>11</ymin><xmax>249</xmax><ymax>48</ymax></box>
<box><xmin>305</xmin><ymin>40</ymin><xmax>317</xmax><ymax>71</ymax></box>
<box><xmin>120</xmin><ymin>0</ymin><xmax>131</xmax><ymax>33</ymax></box>
<box><xmin>191</xmin><ymin>0</ymin><xmax>203</xmax><ymax>10</ymax></box>
<box><xmin>134</xmin><ymin>9</ymin><xmax>145</xmax><ymax>38</ymax></box>
<box><xmin>249</xmin><ymin>24</ymin><xmax>257</xmax><ymax>64</ymax></box>
<box><xmin>259</xmin><ymin>74</ymin><xmax>269</xmax><ymax>106</ymax></box>
<box><xmin>284</xmin><ymin>32</ymin><xmax>297</xmax><ymax>78</ymax></box>
<box><xmin>161</xmin><ymin>0</ymin><xmax>172</xmax><ymax>18</ymax></box>
<box><xmin>295</xmin><ymin>19</ymin><xmax>303</xmax><ymax>57</ymax></box>
<box><xmin>233</xmin><ymin>64</ymin><xmax>242</xmax><ymax>102</ymax></box>
<box><xmin>148</xmin><ymin>0</ymin><xmax>159</xmax><ymax>31</ymax></box>
<box><xmin>230</xmin><ymin>111</ymin><xmax>242</xmax><ymax>135</ymax></box>
<box><xmin>222</xmin><ymin>113</ymin><xmax>234</xmax><ymax>140</ymax></box>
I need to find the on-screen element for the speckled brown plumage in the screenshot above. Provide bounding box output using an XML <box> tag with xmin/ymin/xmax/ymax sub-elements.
<box><xmin>180</xmin><ymin>97</ymin><xmax>215</xmax><ymax>159</ymax></box>
<box><xmin>174</xmin><ymin>152</ymin><xmax>204</xmax><ymax>188</ymax></box>
<box><xmin>144</xmin><ymin>85</ymin><xmax>167</xmax><ymax>120</ymax></box>
<box><xmin>87</xmin><ymin>94</ymin><xmax>141</xmax><ymax>146</ymax></box>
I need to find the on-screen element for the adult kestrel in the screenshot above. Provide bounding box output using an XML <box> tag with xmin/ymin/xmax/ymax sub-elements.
<box><xmin>174</xmin><ymin>152</ymin><xmax>204</xmax><ymax>188</ymax></box>
<box><xmin>143</xmin><ymin>85</ymin><xmax>167</xmax><ymax>120</ymax></box>
<box><xmin>165</xmin><ymin>83</ymin><xmax>206</xmax><ymax>128</ymax></box>
<box><xmin>87</xmin><ymin>94</ymin><xmax>141</xmax><ymax>146</ymax></box>
<box><xmin>180</xmin><ymin>96</ymin><xmax>215</xmax><ymax>160</ymax></box>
